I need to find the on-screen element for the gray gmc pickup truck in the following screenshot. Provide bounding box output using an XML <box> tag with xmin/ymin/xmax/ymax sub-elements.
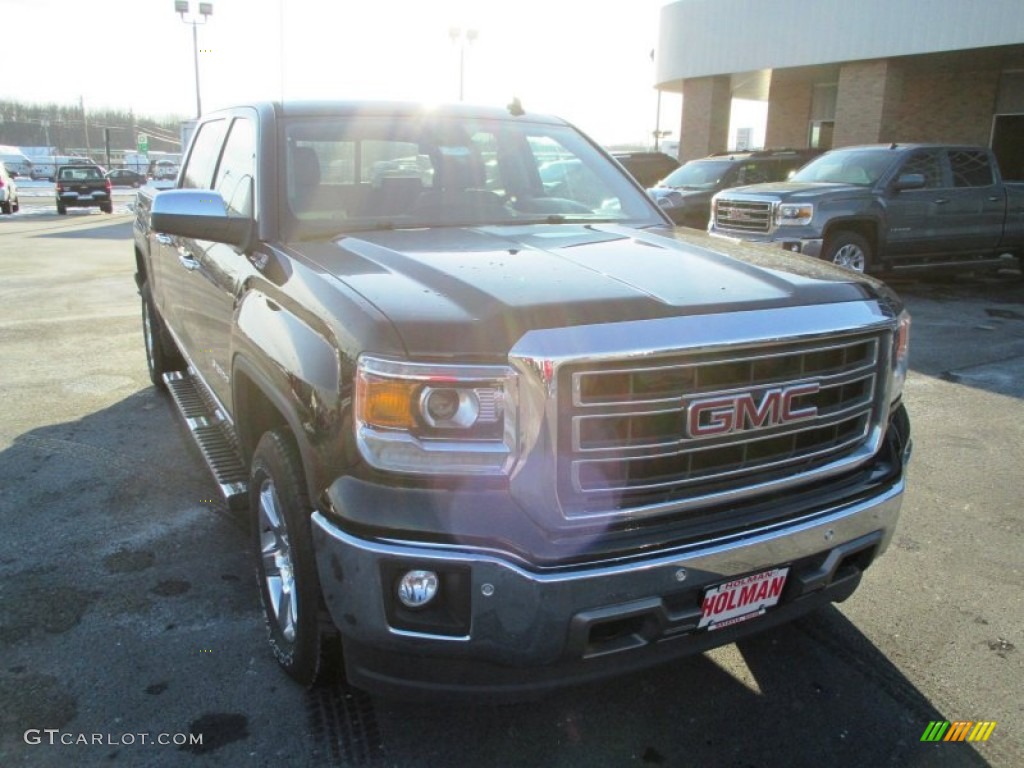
<box><xmin>709</xmin><ymin>143</ymin><xmax>1024</xmax><ymax>274</ymax></box>
<box><xmin>133</xmin><ymin>101</ymin><xmax>912</xmax><ymax>698</ymax></box>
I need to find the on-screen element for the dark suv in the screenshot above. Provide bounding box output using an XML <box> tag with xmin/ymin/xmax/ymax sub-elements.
<box><xmin>656</xmin><ymin>148</ymin><xmax>819</xmax><ymax>228</ymax></box>
<box><xmin>612</xmin><ymin>151</ymin><xmax>680</xmax><ymax>188</ymax></box>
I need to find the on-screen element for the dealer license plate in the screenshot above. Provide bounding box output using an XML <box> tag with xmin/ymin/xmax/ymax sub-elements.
<box><xmin>698</xmin><ymin>567</ymin><xmax>789</xmax><ymax>631</ymax></box>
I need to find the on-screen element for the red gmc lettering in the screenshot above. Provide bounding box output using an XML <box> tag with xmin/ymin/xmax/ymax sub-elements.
<box><xmin>688</xmin><ymin>383</ymin><xmax>820</xmax><ymax>438</ymax></box>
<box><xmin>687</xmin><ymin>397</ymin><xmax>736</xmax><ymax>437</ymax></box>
<box><xmin>781</xmin><ymin>383</ymin><xmax>820</xmax><ymax>421</ymax></box>
<box><xmin>736</xmin><ymin>389</ymin><xmax>780</xmax><ymax>429</ymax></box>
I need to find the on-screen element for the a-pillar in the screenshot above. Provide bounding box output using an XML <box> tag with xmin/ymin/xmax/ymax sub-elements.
<box><xmin>679</xmin><ymin>75</ymin><xmax>731</xmax><ymax>161</ymax></box>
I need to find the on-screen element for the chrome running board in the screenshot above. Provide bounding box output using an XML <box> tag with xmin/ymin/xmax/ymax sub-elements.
<box><xmin>164</xmin><ymin>371</ymin><xmax>248</xmax><ymax>510</ymax></box>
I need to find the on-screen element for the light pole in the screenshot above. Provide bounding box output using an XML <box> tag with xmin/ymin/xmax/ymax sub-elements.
<box><xmin>174</xmin><ymin>1</ymin><xmax>213</xmax><ymax>119</ymax></box>
<box><xmin>448</xmin><ymin>27</ymin><xmax>478</xmax><ymax>102</ymax></box>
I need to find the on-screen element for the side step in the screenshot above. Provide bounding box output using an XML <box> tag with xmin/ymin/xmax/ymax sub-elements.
<box><xmin>163</xmin><ymin>371</ymin><xmax>249</xmax><ymax>510</ymax></box>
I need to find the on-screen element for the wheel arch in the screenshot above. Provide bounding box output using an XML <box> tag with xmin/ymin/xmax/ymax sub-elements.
<box><xmin>822</xmin><ymin>218</ymin><xmax>880</xmax><ymax>257</ymax></box>
<box><xmin>232</xmin><ymin>357</ymin><xmax>320</xmax><ymax>502</ymax></box>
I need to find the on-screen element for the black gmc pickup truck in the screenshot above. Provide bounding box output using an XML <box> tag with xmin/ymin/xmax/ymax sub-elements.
<box><xmin>134</xmin><ymin>101</ymin><xmax>912</xmax><ymax>698</ymax></box>
<box><xmin>709</xmin><ymin>143</ymin><xmax>1024</xmax><ymax>274</ymax></box>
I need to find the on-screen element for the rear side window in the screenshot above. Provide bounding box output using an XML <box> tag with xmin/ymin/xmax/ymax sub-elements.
<box><xmin>181</xmin><ymin>119</ymin><xmax>228</xmax><ymax>189</ymax></box>
<box><xmin>947</xmin><ymin>150</ymin><xmax>994</xmax><ymax>187</ymax></box>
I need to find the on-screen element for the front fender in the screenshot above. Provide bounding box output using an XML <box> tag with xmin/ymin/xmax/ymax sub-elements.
<box><xmin>232</xmin><ymin>290</ymin><xmax>346</xmax><ymax>501</ymax></box>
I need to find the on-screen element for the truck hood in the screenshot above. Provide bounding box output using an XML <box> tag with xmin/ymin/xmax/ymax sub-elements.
<box><xmin>291</xmin><ymin>224</ymin><xmax>894</xmax><ymax>357</ymax></box>
<box><xmin>723</xmin><ymin>181</ymin><xmax>868</xmax><ymax>201</ymax></box>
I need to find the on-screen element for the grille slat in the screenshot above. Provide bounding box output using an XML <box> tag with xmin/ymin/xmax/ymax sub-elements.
<box><xmin>560</xmin><ymin>334</ymin><xmax>884</xmax><ymax>515</ymax></box>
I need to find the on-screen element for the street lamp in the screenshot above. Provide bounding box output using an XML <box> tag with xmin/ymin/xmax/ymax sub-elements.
<box><xmin>175</xmin><ymin>1</ymin><xmax>213</xmax><ymax>119</ymax></box>
<box><xmin>448</xmin><ymin>27</ymin><xmax>478</xmax><ymax>102</ymax></box>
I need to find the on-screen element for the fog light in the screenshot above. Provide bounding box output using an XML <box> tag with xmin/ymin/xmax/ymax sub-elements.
<box><xmin>397</xmin><ymin>570</ymin><xmax>439</xmax><ymax>609</ymax></box>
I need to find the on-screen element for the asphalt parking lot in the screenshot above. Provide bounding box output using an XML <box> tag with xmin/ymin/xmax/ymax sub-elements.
<box><xmin>0</xmin><ymin>200</ymin><xmax>1021</xmax><ymax>767</ymax></box>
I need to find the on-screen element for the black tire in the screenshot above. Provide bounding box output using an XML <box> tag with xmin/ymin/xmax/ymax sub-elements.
<box><xmin>101</xmin><ymin>202</ymin><xmax>113</xmax><ymax>214</ymax></box>
<box><xmin>250</xmin><ymin>429</ymin><xmax>339</xmax><ymax>686</ymax></box>
<box><xmin>140</xmin><ymin>281</ymin><xmax>183</xmax><ymax>388</ymax></box>
<box><xmin>0</xmin><ymin>201</ymin><xmax>9</xmax><ymax>215</ymax></box>
<box><xmin>11</xmin><ymin>198</ymin><xmax>18</xmax><ymax>213</ymax></box>
<box><xmin>56</xmin><ymin>202</ymin><xmax>67</xmax><ymax>215</ymax></box>
<box><xmin>824</xmin><ymin>231</ymin><xmax>872</xmax><ymax>273</ymax></box>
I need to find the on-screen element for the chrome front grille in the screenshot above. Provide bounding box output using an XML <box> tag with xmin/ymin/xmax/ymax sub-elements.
<box><xmin>558</xmin><ymin>334</ymin><xmax>884</xmax><ymax>515</ymax></box>
<box><xmin>714</xmin><ymin>199</ymin><xmax>774</xmax><ymax>234</ymax></box>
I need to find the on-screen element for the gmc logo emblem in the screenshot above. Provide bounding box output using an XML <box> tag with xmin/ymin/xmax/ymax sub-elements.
<box><xmin>687</xmin><ymin>383</ymin><xmax>820</xmax><ymax>438</ymax></box>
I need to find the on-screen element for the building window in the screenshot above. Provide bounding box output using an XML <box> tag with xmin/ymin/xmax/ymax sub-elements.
<box><xmin>809</xmin><ymin>121</ymin><xmax>834</xmax><ymax>150</ymax></box>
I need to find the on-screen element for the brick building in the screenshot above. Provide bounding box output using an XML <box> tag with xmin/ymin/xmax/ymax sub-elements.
<box><xmin>655</xmin><ymin>0</ymin><xmax>1024</xmax><ymax>178</ymax></box>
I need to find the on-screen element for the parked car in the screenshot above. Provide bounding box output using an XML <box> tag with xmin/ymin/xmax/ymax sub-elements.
<box><xmin>55</xmin><ymin>164</ymin><xmax>113</xmax><ymax>214</ymax></box>
<box><xmin>134</xmin><ymin>100</ymin><xmax>912</xmax><ymax>697</ymax></box>
<box><xmin>31</xmin><ymin>158</ymin><xmax>56</xmax><ymax>181</ymax></box>
<box><xmin>150</xmin><ymin>159</ymin><xmax>179</xmax><ymax>181</ymax></box>
<box><xmin>0</xmin><ymin>151</ymin><xmax>33</xmax><ymax>178</ymax></box>
<box><xmin>612</xmin><ymin>151</ymin><xmax>680</xmax><ymax>188</ymax></box>
<box><xmin>0</xmin><ymin>163</ymin><xmax>19</xmax><ymax>214</ymax></box>
<box><xmin>709</xmin><ymin>143</ymin><xmax>1024</xmax><ymax>273</ymax></box>
<box><xmin>657</xmin><ymin>149</ymin><xmax>819</xmax><ymax>228</ymax></box>
<box><xmin>106</xmin><ymin>168</ymin><xmax>147</xmax><ymax>188</ymax></box>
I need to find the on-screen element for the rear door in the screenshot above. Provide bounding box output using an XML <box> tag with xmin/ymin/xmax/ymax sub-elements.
<box><xmin>937</xmin><ymin>148</ymin><xmax>1003</xmax><ymax>256</ymax></box>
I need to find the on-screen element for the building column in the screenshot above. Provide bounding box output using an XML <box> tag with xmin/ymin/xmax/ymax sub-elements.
<box><xmin>679</xmin><ymin>75</ymin><xmax>731</xmax><ymax>161</ymax></box>
<box><xmin>765</xmin><ymin>71</ymin><xmax>814</xmax><ymax>149</ymax></box>
<box><xmin>833</xmin><ymin>59</ymin><xmax>904</xmax><ymax>147</ymax></box>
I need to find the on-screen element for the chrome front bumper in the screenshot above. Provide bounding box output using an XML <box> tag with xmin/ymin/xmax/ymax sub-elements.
<box><xmin>311</xmin><ymin>475</ymin><xmax>905</xmax><ymax>696</ymax></box>
<box><xmin>709</xmin><ymin>228</ymin><xmax>824</xmax><ymax>258</ymax></box>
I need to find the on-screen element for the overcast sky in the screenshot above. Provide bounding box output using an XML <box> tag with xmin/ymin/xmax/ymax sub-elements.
<box><xmin>1</xmin><ymin>0</ymin><xmax>685</xmax><ymax>147</ymax></box>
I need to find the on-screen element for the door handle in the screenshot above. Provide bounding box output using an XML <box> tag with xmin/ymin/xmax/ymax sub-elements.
<box><xmin>988</xmin><ymin>196</ymin><xmax>1000</xmax><ymax>202</ymax></box>
<box><xmin>178</xmin><ymin>251</ymin><xmax>200</xmax><ymax>271</ymax></box>
<box><xmin>933</xmin><ymin>198</ymin><xmax>949</xmax><ymax>205</ymax></box>
<box><xmin>155</xmin><ymin>233</ymin><xmax>173</xmax><ymax>245</ymax></box>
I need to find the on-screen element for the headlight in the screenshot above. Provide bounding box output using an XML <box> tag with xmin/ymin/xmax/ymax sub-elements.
<box><xmin>649</xmin><ymin>188</ymin><xmax>684</xmax><ymax>210</ymax></box>
<box><xmin>776</xmin><ymin>203</ymin><xmax>813</xmax><ymax>226</ymax></box>
<box><xmin>354</xmin><ymin>355</ymin><xmax>517</xmax><ymax>475</ymax></box>
<box><xmin>890</xmin><ymin>310</ymin><xmax>911</xmax><ymax>404</ymax></box>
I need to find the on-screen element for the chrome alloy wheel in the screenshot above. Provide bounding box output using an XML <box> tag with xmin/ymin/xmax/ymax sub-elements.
<box><xmin>258</xmin><ymin>478</ymin><xmax>298</xmax><ymax>642</ymax></box>
<box><xmin>832</xmin><ymin>242</ymin><xmax>867</xmax><ymax>272</ymax></box>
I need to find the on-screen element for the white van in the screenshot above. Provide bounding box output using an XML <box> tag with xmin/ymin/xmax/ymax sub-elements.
<box><xmin>0</xmin><ymin>151</ymin><xmax>33</xmax><ymax>178</ymax></box>
<box><xmin>31</xmin><ymin>157</ymin><xmax>56</xmax><ymax>181</ymax></box>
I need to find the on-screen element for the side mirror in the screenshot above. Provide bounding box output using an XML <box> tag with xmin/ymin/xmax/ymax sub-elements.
<box><xmin>892</xmin><ymin>173</ymin><xmax>925</xmax><ymax>192</ymax></box>
<box><xmin>151</xmin><ymin>189</ymin><xmax>252</xmax><ymax>249</ymax></box>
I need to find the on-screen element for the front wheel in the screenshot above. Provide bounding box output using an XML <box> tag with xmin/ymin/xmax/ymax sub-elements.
<box><xmin>251</xmin><ymin>429</ymin><xmax>339</xmax><ymax>686</ymax></box>
<box><xmin>824</xmin><ymin>232</ymin><xmax>872</xmax><ymax>273</ymax></box>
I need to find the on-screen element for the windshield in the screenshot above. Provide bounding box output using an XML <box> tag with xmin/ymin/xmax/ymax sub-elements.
<box><xmin>283</xmin><ymin>114</ymin><xmax>662</xmax><ymax>239</ymax></box>
<box><xmin>790</xmin><ymin>148</ymin><xmax>896</xmax><ymax>186</ymax></box>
